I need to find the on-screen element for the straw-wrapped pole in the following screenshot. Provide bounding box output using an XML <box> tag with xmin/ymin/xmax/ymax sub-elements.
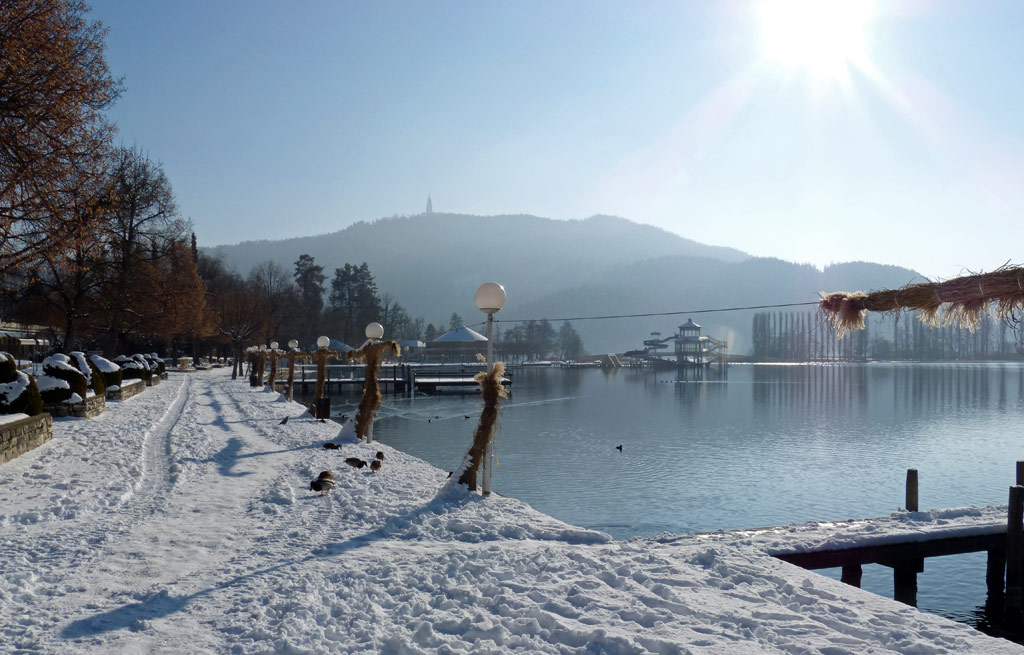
<box><xmin>820</xmin><ymin>265</ymin><xmax>1024</xmax><ymax>337</ymax></box>
<box><xmin>457</xmin><ymin>363</ymin><xmax>508</xmax><ymax>492</ymax></box>
<box><xmin>346</xmin><ymin>340</ymin><xmax>400</xmax><ymax>441</ymax></box>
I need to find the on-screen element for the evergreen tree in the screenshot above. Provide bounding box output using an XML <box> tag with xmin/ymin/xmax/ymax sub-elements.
<box><xmin>293</xmin><ymin>254</ymin><xmax>325</xmax><ymax>334</ymax></box>
<box><xmin>329</xmin><ymin>262</ymin><xmax>380</xmax><ymax>345</ymax></box>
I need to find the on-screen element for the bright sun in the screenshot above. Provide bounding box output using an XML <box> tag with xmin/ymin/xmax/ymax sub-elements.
<box><xmin>759</xmin><ymin>0</ymin><xmax>873</xmax><ymax>76</ymax></box>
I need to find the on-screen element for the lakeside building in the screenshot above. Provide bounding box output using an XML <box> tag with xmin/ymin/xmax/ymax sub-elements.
<box><xmin>625</xmin><ymin>318</ymin><xmax>728</xmax><ymax>367</ymax></box>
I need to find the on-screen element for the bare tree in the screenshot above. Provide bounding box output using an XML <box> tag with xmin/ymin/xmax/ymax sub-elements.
<box><xmin>96</xmin><ymin>147</ymin><xmax>186</xmax><ymax>354</ymax></box>
<box><xmin>0</xmin><ymin>0</ymin><xmax>120</xmax><ymax>274</ymax></box>
<box><xmin>248</xmin><ymin>260</ymin><xmax>297</xmax><ymax>342</ymax></box>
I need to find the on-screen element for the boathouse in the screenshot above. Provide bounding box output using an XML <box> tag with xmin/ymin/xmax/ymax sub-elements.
<box><xmin>424</xmin><ymin>325</ymin><xmax>489</xmax><ymax>363</ymax></box>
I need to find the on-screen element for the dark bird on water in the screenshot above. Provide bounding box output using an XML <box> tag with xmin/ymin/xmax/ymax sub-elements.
<box><xmin>344</xmin><ymin>457</ymin><xmax>368</xmax><ymax>469</ymax></box>
<box><xmin>370</xmin><ymin>460</ymin><xmax>381</xmax><ymax>473</ymax></box>
<box><xmin>323</xmin><ymin>443</ymin><xmax>340</xmax><ymax>450</ymax></box>
<box><xmin>615</xmin><ymin>444</ymin><xmax>623</xmax><ymax>452</ymax></box>
<box><xmin>375</xmin><ymin>451</ymin><xmax>384</xmax><ymax>461</ymax></box>
<box><xmin>340</xmin><ymin>414</ymin><xmax>349</xmax><ymax>421</ymax></box>
<box><xmin>279</xmin><ymin>416</ymin><xmax>289</xmax><ymax>425</ymax></box>
<box><xmin>428</xmin><ymin>415</ymin><xmax>441</xmax><ymax>423</ymax></box>
<box><xmin>309</xmin><ymin>478</ymin><xmax>335</xmax><ymax>496</ymax></box>
<box><xmin>464</xmin><ymin>415</ymin><xmax>472</xmax><ymax>419</ymax></box>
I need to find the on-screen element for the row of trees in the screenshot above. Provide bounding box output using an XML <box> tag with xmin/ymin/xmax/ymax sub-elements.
<box><xmin>0</xmin><ymin>2</ymin><xmax>586</xmax><ymax>363</ymax></box>
<box><xmin>752</xmin><ymin>311</ymin><xmax>1024</xmax><ymax>362</ymax></box>
<box><xmin>241</xmin><ymin>253</ymin><xmax>588</xmax><ymax>360</ymax></box>
<box><xmin>1</xmin><ymin>1</ymin><xmax>207</xmax><ymax>356</ymax></box>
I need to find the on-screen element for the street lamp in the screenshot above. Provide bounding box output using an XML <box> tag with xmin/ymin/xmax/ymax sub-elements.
<box><xmin>475</xmin><ymin>282</ymin><xmax>506</xmax><ymax>495</ymax></box>
<box><xmin>365</xmin><ymin>322</ymin><xmax>384</xmax><ymax>341</ymax></box>
<box><xmin>313</xmin><ymin>335</ymin><xmax>334</xmax><ymax>419</ymax></box>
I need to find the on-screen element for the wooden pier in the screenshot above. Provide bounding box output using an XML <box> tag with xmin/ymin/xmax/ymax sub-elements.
<box><xmin>286</xmin><ymin>363</ymin><xmax>513</xmax><ymax>396</ymax></box>
<box><xmin>761</xmin><ymin>468</ymin><xmax>1024</xmax><ymax>624</ymax></box>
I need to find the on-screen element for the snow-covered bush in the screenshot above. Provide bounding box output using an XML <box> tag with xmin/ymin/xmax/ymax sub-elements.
<box><xmin>0</xmin><ymin>352</ymin><xmax>43</xmax><ymax>416</ymax></box>
<box><xmin>115</xmin><ymin>354</ymin><xmax>150</xmax><ymax>381</ymax></box>
<box><xmin>89</xmin><ymin>354</ymin><xmax>121</xmax><ymax>389</ymax></box>
<box><xmin>69</xmin><ymin>351</ymin><xmax>106</xmax><ymax>396</ymax></box>
<box><xmin>37</xmin><ymin>353</ymin><xmax>88</xmax><ymax>404</ymax></box>
<box><xmin>144</xmin><ymin>353</ymin><xmax>165</xmax><ymax>376</ymax></box>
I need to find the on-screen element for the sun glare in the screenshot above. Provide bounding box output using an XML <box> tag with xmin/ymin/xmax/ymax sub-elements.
<box><xmin>759</xmin><ymin>0</ymin><xmax>873</xmax><ymax>76</ymax></box>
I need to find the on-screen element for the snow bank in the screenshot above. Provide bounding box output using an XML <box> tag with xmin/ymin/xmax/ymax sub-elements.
<box><xmin>0</xmin><ymin>368</ymin><xmax>1019</xmax><ymax>655</ymax></box>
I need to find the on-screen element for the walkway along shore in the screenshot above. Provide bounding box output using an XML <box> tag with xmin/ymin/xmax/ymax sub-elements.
<box><xmin>0</xmin><ymin>368</ymin><xmax>1020</xmax><ymax>654</ymax></box>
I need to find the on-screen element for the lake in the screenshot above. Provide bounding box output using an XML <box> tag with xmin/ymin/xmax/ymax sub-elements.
<box><xmin>314</xmin><ymin>362</ymin><xmax>1024</xmax><ymax>638</ymax></box>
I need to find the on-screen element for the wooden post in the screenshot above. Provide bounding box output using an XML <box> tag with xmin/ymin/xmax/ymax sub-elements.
<box><xmin>893</xmin><ymin>558</ymin><xmax>923</xmax><ymax>607</ymax></box>
<box><xmin>1017</xmin><ymin>461</ymin><xmax>1024</xmax><ymax>486</ymax></box>
<box><xmin>906</xmin><ymin>469</ymin><xmax>919</xmax><ymax>512</ymax></box>
<box><xmin>841</xmin><ymin>564</ymin><xmax>862</xmax><ymax>588</ymax></box>
<box><xmin>987</xmin><ymin>546</ymin><xmax>1006</xmax><ymax>596</ymax></box>
<box><xmin>1007</xmin><ymin>485</ymin><xmax>1024</xmax><ymax>613</ymax></box>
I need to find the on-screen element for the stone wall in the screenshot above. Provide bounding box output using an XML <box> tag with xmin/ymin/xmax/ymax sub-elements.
<box><xmin>147</xmin><ymin>374</ymin><xmax>160</xmax><ymax>387</ymax></box>
<box><xmin>43</xmin><ymin>393</ymin><xmax>106</xmax><ymax>419</ymax></box>
<box><xmin>106</xmin><ymin>378</ymin><xmax>146</xmax><ymax>401</ymax></box>
<box><xmin>0</xmin><ymin>413</ymin><xmax>53</xmax><ymax>465</ymax></box>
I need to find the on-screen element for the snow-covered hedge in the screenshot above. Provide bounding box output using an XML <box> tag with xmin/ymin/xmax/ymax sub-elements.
<box><xmin>0</xmin><ymin>352</ymin><xmax>43</xmax><ymax>416</ymax></box>
<box><xmin>115</xmin><ymin>354</ymin><xmax>151</xmax><ymax>381</ymax></box>
<box><xmin>69</xmin><ymin>351</ymin><xmax>106</xmax><ymax>396</ymax></box>
<box><xmin>89</xmin><ymin>354</ymin><xmax>121</xmax><ymax>389</ymax></box>
<box><xmin>144</xmin><ymin>353</ymin><xmax>166</xmax><ymax>376</ymax></box>
<box><xmin>37</xmin><ymin>354</ymin><xmax>88</xmax><ymax>404</ymax></box>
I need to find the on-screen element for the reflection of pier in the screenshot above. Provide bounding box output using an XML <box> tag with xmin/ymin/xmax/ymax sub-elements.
<box><xmin>624</xmin><ymin>318</ymin><xmax>728</xmax><ymax>367</ymax></box>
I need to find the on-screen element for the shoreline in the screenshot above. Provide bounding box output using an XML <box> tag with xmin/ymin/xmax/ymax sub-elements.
<box><xmin>0</xmin><ymin>368</ymin><xmax>1020</xmax><ymax>653</ymax></box>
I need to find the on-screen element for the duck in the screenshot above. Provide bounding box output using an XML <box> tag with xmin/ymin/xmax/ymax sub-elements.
<box><xmin>279</xmin><ymin>416</ymin><xmax>289</xmax><ymax>425</ymax></box>
<box><xmin>375</xmin><ymin>451</ymin><xmax>384</xmax><ymax>461</ymax></box>
<box><xmin>615</xmin><ymin>444</ymin><xmax>623</xmax><ymax>452</ymax></box>
<box><xmin>370</xmin><ymin>460</ymin><xmax>382</xmax><ymax>473</ymax></box>
<box><xmin>344</xmin><ymin>457</ymin><xmax>368</xmax><ymax>469</ymax></box>
<box><xmin>317</xmin><ymin>470</ymin><xmax>334</xmax><ymax>481</ymax></box>
<box><xmin>309</xmin><ymin>477</ymin><xmax>335</xmax><ymax>496</ymax></box>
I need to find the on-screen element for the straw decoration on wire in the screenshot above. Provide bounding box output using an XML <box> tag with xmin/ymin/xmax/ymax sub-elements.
<box><xmin>819</xmin><ymin>264</ymin><xmax>1024</xmax><ymax>338</ymax></box>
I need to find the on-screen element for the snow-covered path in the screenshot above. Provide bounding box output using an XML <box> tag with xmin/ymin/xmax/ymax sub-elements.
<box><xmin>1</xmin><ymin>369</ymin><xmax>1021</xmax><ymax>654</ymax></box>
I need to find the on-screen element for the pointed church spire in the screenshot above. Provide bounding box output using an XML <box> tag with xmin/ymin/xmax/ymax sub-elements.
<box><xmin>426</xmin><ymin>194</ymin><xmax>433</xmax><ymax>214</ymax></box>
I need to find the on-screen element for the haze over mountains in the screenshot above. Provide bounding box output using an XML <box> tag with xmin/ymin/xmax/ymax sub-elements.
<box><xmin>208</xmin><ymin>213</ymin><xmax>922</xmax><ymax>353</ymax></box>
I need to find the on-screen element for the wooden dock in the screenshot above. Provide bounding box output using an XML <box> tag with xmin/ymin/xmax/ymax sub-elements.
<box><xmin>772</xmin><ymin>527</ymin><xmax>1007</xmax><ymax>607</ymax></box>
<box><xmin>287</xmin><ymin>363</ymin><xmax>513</xmax><ymax>395</ymax></box>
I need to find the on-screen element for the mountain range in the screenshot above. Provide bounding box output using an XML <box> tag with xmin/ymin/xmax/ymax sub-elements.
<box><xmin>206</xmin><ymin>213</ymin><xmax>922</xmax><ymax>354</ymax></box>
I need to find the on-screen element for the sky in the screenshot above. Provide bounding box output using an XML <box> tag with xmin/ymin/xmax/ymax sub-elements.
<box><xmin>88</xmin><ymin>0</ymin><xmax>1024</xmax><ymax>280</ymax></box>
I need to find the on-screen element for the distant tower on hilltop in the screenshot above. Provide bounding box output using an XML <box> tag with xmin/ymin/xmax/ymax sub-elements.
<box><xmin>425</xmin><ymin>194</ymin><xmax>433</xmax><ymax>214</ymax></box>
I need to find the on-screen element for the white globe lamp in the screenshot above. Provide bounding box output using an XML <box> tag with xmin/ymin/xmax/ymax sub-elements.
<box><xmin>316</xmin><ymin>335</ymin><xmax>330</xmax><ymax>349</ymax></box>
<box><xmin>365</xmin><ymin>322</ymin><xmax>384</xmax><ymax>340</ymax></box>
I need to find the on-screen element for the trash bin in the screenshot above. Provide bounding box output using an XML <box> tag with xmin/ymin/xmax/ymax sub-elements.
<box><xmin>315</xmin><ymin>396</ymin><xmax>331</xmax><ymax>419</ymax></box>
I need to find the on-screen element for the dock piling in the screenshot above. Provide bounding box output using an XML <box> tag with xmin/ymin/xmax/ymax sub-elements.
<box><xmin>1007</xmin><ymin>485</ymin><xmax>1024</xmax><ymax>613</ymax></box>
<box><xmin>840</xmin><ymin>564</ymin><xmax>862</xmax><ymax>588</ymax></box>
<box><xmin>906</xmin><ymin>469</ymin><xmax>919</xmax><ymax>512</ymax></box>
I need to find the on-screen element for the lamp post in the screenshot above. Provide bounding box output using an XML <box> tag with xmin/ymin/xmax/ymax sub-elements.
<box><xmin>475</xmin><ymin>282</ymin><xmax>506</xmax><ymax>495</ymax></box>
<box><xmin>267</xmin><ymin>341</ymin><xmax>280</xmax><ymax>388</ymax></box>
<box><xmin>313</xmin><ymin>335</ymin><xmax>335</xmax><ymax>419</ymax></box>
<box><xmin>285</xmin><ymin>339</ymin><xmax>303</xmax><ymax>402</ymax></box>
<box><xmin>363</xmin><ymin>322</ymin><xmax>385</xmax><ymax>442</ymax></box>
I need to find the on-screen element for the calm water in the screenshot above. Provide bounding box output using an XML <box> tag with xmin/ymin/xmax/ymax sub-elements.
<box><xmin>316</xmin><ymin>362</ymin><xmax>1024</xmax><ymax>637</ymax></box>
